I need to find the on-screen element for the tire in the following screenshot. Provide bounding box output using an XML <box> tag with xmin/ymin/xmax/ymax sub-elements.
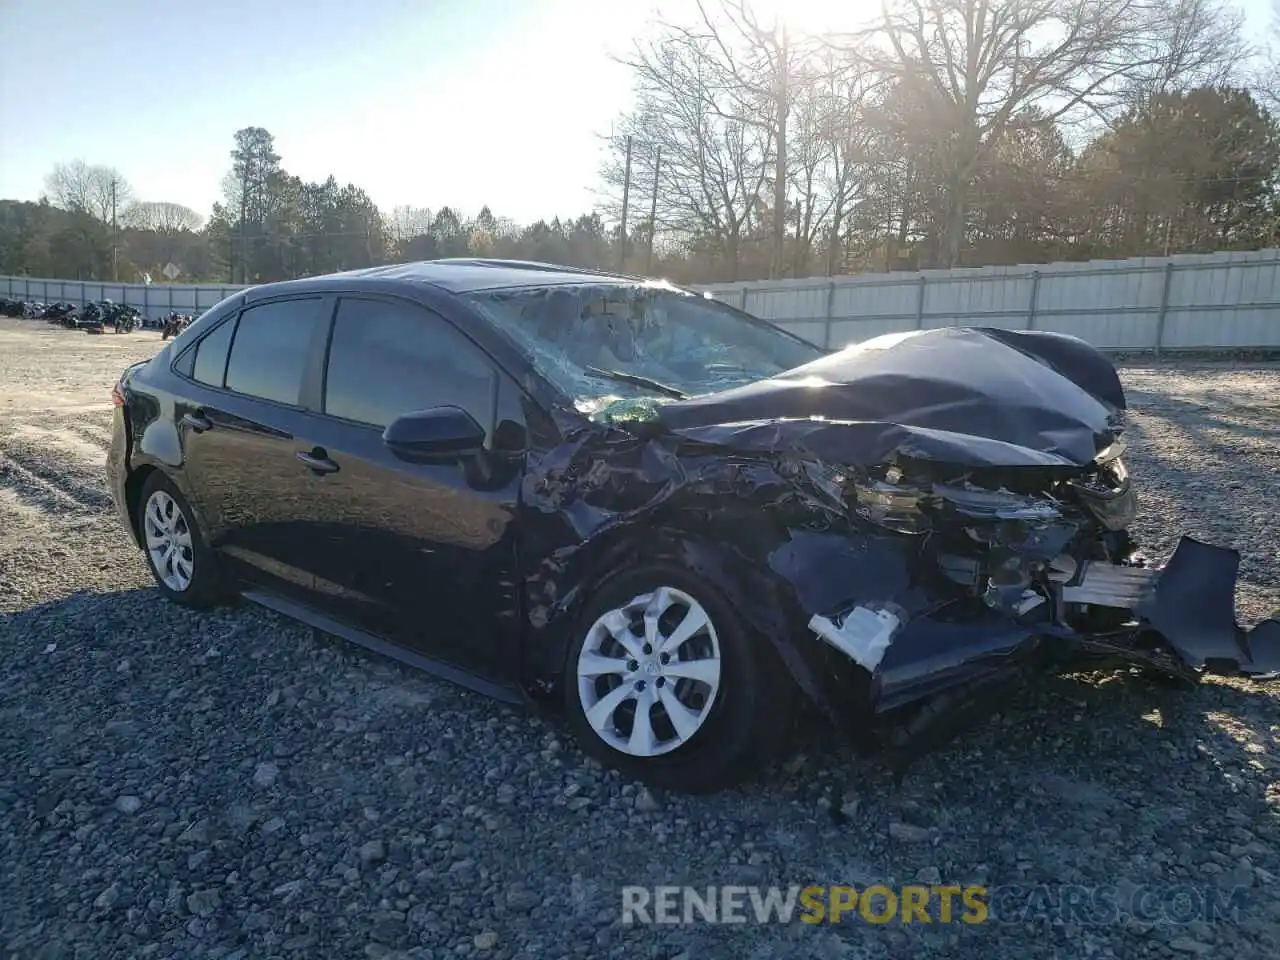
<box><xmin>136</xmin><ymin>472</ymin><xmax>222</xmax><ymax>609</ymax></box>
<box><xmin>562</xmin><ymin>563</ymin><xmax>792</xmax><ymax>793</ymax></box>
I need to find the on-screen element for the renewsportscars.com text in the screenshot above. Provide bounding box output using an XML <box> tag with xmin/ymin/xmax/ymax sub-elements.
<box><xmin>620</xmin><ymin>884</ymin><xmax>1249</xmax><ymax>926</ymax></box>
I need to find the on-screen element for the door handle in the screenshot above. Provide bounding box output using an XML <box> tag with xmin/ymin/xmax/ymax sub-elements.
<box><xmin>181</xmin><ymin>412</ymin><xmax>213</xmax><ymax>433</ymax></box>
<box><xmin>296</xmin><ymin>449</ymin><xmax>340</xmax><ymax>475</ymax></box>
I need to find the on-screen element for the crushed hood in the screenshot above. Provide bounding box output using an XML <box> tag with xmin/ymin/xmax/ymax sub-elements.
<box><xmin>655</xmin><ymin>327</ymin><xmax>1127</xmax><ymax>468</ymax></box>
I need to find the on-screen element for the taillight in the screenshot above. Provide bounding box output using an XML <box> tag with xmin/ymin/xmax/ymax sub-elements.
<box><xmin>111</xmin><ymin>382</ymin><xmax>125</xmax><ymax>407</ymax></box>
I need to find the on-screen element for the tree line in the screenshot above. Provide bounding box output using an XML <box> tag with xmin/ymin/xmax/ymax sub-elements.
<box><xmin>3</xmin><ymin>0</ymin><xmax>1280</xmax><ymax>287</ymax></box>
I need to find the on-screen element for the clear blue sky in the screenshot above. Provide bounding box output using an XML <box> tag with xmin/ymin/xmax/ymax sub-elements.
<box><xmin>0</xmin><ymin>0</ymin><xmax>1273</xmax><ymax>226</ymax></box>
<box><xmin>0</xmin><ymin>0</ymin><xmax>664</xmax><ymax>223</ymax></box>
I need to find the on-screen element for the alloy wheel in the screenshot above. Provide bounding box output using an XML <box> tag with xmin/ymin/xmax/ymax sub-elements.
<box><xmin>143</xmin><ymin>489</ymin><xmax>195</xmax><ymax>592</ymax></box>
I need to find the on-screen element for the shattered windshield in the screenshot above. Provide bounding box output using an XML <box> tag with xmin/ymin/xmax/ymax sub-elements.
<box><xmin>463</xmin><ymin>283</ymin><xmax>822</xmax><ymax>416</ymax></box>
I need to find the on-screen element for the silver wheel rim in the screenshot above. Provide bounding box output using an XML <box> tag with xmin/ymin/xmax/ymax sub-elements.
<box><xmin>576</xmin><ymin>586</ymin><xmax>722</xmax><ymax>758</ymax></box>
<box><xmin>143</xmin><ymin>490</ymin><xmax>195</xmax><ymax>592</ymax></box>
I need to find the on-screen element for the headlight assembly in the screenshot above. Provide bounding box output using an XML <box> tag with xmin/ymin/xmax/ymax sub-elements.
<box><xmin>851</xmin><ymin>479</ymin><xmax>930</xmax><ymax>533</ymax></box>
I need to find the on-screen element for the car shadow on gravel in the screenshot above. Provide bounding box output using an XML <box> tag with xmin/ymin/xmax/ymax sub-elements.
<box><xmin>1125</xmin><ymin>388</ymin><xmax>1280</xmax><ymax>445</ymax></box>
<box><xmin>1119</xmin><ymin>410</ymin><xmax>1278</xmax><ymax>602</ymax></box>
<box><xmin>760</xmin><ymin>666</ymin><xmax>1276</xmax><ymax>803</ymax></box>
<box><xmin>3</xmin><ymin>589</ymin><xmax>1277</xmax><ymax>960</ymax></box>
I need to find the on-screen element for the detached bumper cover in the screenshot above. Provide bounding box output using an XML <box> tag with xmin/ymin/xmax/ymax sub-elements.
<box><xmin>783</xmin><ymin>531</ymin><xmax>1278</xmax><ymax>734</ymax></box>
<box><xmin>1135</xmin><ymin>536</ymin><xmax>1280</xmax><ymax>676</ymax></box>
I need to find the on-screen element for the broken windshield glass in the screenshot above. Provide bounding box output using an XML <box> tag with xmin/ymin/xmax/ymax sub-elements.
<box><xmin>463</xmin><ymin>284</ymin><xmax>822</xmax><ymax>406</ymax></box>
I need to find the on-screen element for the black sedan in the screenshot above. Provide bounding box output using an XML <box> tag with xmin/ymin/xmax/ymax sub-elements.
<box><xmin>107</xmin><ymin>259</ymin><xmax>1278</xmax><ymax>792</ymax></box>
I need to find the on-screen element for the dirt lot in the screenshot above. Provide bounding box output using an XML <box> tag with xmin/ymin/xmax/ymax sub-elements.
<box><xmin>1</xmin><ymin>315</ymin><xmax>1277</xmax><ymax>959</ymax></box>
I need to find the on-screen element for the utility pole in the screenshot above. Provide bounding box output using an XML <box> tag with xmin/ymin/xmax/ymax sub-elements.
<box><xmin>645</xmin><ymin>146</ymin><xmax>662</xmax><ymax>275</ymax></box>
<box><xmin>884</xmin><ymin>166</ymin><xmax>893</xmax><ymax>273</ymax></box>
<box><xmin>110</xmin><ymin>178</ymin><xmax>119</xmax><ymax>282</ymax></box>
<box><xmin>618</xmin><ymin>135</ymin><xmax>633</xmax><ymax>273</ymax></box>
<box><xmin>885</xmin><ymin>200</ymin><xmax>893</xmax><ymax>273</ymax></box>
<box><xmin>239</xmin><ymin>159</ymin><xmax>250</xmax><ymax>285</ymax></box>
<box><xmin>770</xmin><ymin>24</ymin><xmax>789</xmax><ymax>280</ymax></box>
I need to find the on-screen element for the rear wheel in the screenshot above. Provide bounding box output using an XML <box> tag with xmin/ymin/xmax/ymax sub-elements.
<box><xmin>563</xmin><ymin>564</ymin><xmax>792</xmax><ymax>793</ymax></box>
<box><xmin>137</xmin><ymin>472</ymin><xmax>222</xmax><ymax>608</ymax></box>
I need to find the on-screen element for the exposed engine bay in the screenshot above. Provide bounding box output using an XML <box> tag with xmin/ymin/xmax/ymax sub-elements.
<box><xmin>808</xmin><ymin>444</ymin><xmax>1143</xmax><ymax>670</ymax></box>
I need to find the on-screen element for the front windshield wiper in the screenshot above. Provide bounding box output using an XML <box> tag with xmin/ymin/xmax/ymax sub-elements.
<box><xmin>583</xmin><ymin>365</ymin><xmax>688</xmax><ymax>400</ymax></box>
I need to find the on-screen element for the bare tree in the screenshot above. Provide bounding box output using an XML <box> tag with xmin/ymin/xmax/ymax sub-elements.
<box><xmin>44</xmin><ymin>161</ymin><xmax>134</xmax><ymax>223</ymax></box>
<box><xmin>43</xmin><ymin>161</ymin><xmax>95</xmax><ymax>214</ymax></box>
<box><xmin>662</xmin><ymin>1</ymin><xmax>828</xmax><ymax>278</ymax></box>
<box><xmin>386</xmin><ymin>205</ymin><xmax>434</xmax><ymax>244</ymax></box>
<box><xmin>1124</xmin><ymin>0</ymin><xmax>1246</xmax><ymax>100</ymax></box>
<box><xmin>122</xmin><ymin>201</ymin><xmax>204</xmax><ymax>233</ymax></box>
<box><xmin>1249</xmin><ymin>0</ymin><xmax>1280</xmax><ymax>114</ymax></box>
<box><xmin>604</xmin><ymin>23</ymin><xmax>774</xmax><ymax>280</ymax></box>
<box><xmin>801</xmin><ymin>51</ymin><xmax>879</xmax><ymax>275</ymax></box>
<box><xmin>848</xmin><ymin>0</ymin><xmax>1247</xmax><ymax>267</ymax></box>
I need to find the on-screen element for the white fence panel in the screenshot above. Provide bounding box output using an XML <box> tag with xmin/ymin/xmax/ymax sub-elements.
<box><xmin>701</xmin><ymin>248</ymin><xmax>1280</xmax><ymax>350</ymax></box>
<box><xmin>4</xmin><ymin>247</ymin><xmax>1280</xmax><ymax>349</ymax></box>
<box><xmin>0</xmin><ymin>275</ymin><xmax>245</xmax><ymax>323</ymax></box>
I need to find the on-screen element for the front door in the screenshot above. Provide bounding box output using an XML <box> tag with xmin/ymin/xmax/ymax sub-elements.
<box><xmin>294</xmin><ymin>295</ymin><xmax>527</xmax><ymax>682</ymax></box>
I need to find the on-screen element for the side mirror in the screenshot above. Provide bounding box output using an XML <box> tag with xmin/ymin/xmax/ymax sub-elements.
<box><xmin>382</xmin><ymin>406</ymin><xmax>485</xmax><ymax>460</ymax></box>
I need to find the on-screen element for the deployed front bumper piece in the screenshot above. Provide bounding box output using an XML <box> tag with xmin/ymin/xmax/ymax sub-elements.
<box><xmin>805</xmin><ymin>535</ymin><xmax>1280</xmax><ymax>709</ymax></box>
<box><xmin>1135</xmin><ymin>536</ymin><xmax>1280</xmax><ymax>677</ymax></box>
<box><xmin>795</xmin><ymin>534</ymin><xmax>1278</xmax><ymax>771</ymax></box>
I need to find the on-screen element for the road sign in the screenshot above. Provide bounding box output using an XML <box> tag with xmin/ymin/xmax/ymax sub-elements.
<box><xmin>162</xmin><ymin>262</ymin><xmax>181</xmax><ymax>281</ymax></box>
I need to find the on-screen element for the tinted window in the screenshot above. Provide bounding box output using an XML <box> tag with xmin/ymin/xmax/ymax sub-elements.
<box><xmin>191</xmin><ymin>317</ymin><xmax>236</xmax><ymax>387</ymax></box>
<box><xmin>225</xmin><ymin>299</ymin><xmax>323</xmax><ymax>405</ymax></box>
<box><xmin>173</xmin><ymin>343</ymin><xmax>196</xmax><ymax>379</ymax></box>
<box><xmin>324</xmin><ymin>298</ymin><xmax>497</xmax><ymax>430</ymax></box>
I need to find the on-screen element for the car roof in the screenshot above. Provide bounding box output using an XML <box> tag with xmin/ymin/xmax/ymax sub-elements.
<box><xmin>242</xmin><ymin>258</ymin><xmax>664</xmax><ymax>300</ymax></box>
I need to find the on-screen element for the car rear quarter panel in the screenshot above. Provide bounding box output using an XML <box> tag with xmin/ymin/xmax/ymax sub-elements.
<box><xmin>118</xmin><ymin>360</ymin><xmax>209</xmax><ymax>534</ymax></box>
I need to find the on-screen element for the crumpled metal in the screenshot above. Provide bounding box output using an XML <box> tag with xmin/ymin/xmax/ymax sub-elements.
<box><xmin>512</xmin><ymin>326</ymin><xmax>1274</xmax><ymax>752</ymax></box>
<box><xmin>658</xmin><ymin>327</ymin><xmax>1126</xmax><ymax>468</ymax></box>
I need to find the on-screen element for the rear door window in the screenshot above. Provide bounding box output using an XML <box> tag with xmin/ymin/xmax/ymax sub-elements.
<box><xmin>224</xmin><ymin>298</ymin><xmax>324</xmax><ymax>405</ymax></box>
<box><xmin>190</xmin><ymin>317</ymin><xmax>236</xmax><ymax>387</ymax></box>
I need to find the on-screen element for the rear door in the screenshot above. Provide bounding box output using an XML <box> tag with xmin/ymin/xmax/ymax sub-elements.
<box><xmin>297</xmin><ymin>294</ymin><xmax>527</xmax><ymax>681</ymax></box>
<box><xmin>175</xmin><ymin>295</ymin><xmax>332</xmax><ymax>601</ymax></box>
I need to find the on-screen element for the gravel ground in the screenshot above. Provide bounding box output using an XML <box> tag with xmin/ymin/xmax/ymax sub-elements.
<box><xmin>1</xmin><ymin>316</ymin><xmax>1277</xmax><ymax>960</ymax></box>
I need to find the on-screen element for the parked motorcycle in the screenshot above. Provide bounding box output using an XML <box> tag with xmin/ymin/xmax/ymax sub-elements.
<box><xmin>161</xmin><ymin>312</ymin><xmax>192</xmax><ymax>339</ymax></box>
<box><xmin>66</xmin><ymin>301</ymin><xmax>106</xmax><ymax>329</ymax></box>
<box><xmin>106</xmin><ymin>304</ymin><xmax>142</xmax><ymax>333</ymax></box>
<box><xmin>42</xmin><ymin>302</ymin><xmax>78</xmax><ymax>321</ymax></box>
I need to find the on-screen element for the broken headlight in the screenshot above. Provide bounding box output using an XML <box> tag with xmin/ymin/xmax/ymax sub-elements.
<box><xmin>851</xmin><ymin>478</ymin><xmax>930</xmax><ymax>533</ymax></box>
<box><xmin>1067</xmin><ymin>456</ymin><xmax>1136</xmax><ymax>531</ymax></box>
<box><xmin>932</xmin><ymin>483</ymin><xmax>1063</xmax><ymax>522</ymax></box>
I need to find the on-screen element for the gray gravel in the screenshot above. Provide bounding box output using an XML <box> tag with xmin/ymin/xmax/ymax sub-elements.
<box><xmin>1</xmin><ymin>319</ymin><xmax>1278</xmax><ymax>959</ymax></box>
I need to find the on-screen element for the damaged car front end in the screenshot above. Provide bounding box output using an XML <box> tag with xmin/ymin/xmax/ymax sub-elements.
<box><xmin>465</xmin><ymin>284</ymin><xmax>1278</xmax><ymax>787</ymax></box>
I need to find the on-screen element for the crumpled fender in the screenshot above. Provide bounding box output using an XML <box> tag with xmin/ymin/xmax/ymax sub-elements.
<box><xmin>1136</xmin><ymin>536</ymin><xmax>1280</xmax><ymax>676</ymax></box>
<box><xmin>766</xmin><ymin>528</ymin><xmax>1060</xmax><ymax>715</ymax></box>
<box><xmin>515</xmin><ymin>423</ymin><xmax>850</xmax><ymax>700</ymax></box>
<box><xmin>519</xmin><ymin>521</ymin><xmax>831</xmax><ymax>710</ymax></box>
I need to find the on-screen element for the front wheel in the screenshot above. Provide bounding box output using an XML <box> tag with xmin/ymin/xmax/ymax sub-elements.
<box><xmin>137</xmin><ymin>472</ymin><xmax>223</xmax><ymax>608</ymax></box>
<box><xmin>562</xmin><ymin>564</ymin><xmax>792</xmax><ymax>793</ymax></box>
